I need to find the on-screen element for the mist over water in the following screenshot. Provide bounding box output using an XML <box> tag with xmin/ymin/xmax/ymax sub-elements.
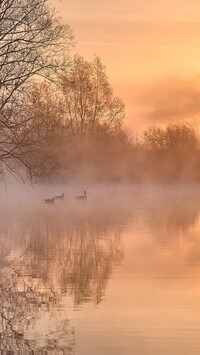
<box><xmin>2</xmin><ymin>0</ymin><xmax>200</xmax><ymax>352</ymax></box>
<box><xmin>0</xmin><ymin>183</ymin><xmax>200</xmax><ymax>353</ymax></box>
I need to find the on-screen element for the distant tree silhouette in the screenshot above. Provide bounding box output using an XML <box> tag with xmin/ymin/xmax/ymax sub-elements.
<box><xmin>143</xmin><ymin>124</ymin><xmax>198</xmax><ymax>152</ymax></box>
<box><xmin>59</xmin><ymin>55</ymin><xmax>125</xmax><ymax>137</ymax></box>
<box><xmin>142</xmin><ymin>124</ymin><xmax>200</xmax><ymax>182</ymax></box>
<box><xmin>18</xmin><ymin>56</ymin><xmax>130</xmax><ymax>181</ymax></box>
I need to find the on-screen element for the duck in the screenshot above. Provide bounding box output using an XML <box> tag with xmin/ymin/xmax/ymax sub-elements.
<box><xmin>44</xmin><ymin>197</ymin><xmax>55</xmax><ymax>204</ymax></box>
<box><xmin>55</xmin><ymin>193</ymin><xmax>65</xmax><ymax>200</ymax></box>
<box><xmin>76</xmin><ymin>191</ymin><xmax>87</xmax><ymax>200</ymax></box>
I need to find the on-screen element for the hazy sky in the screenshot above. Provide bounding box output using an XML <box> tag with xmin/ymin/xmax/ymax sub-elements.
<box><xmin>50</xmin><ymin>0</ymin><xmax>200</xmax><ymax>131</ymax></box>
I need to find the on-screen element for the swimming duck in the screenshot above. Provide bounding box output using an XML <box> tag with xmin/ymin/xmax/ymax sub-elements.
<box><xmin>76</xmin><ymin>191</ymin><xmax>87</xmax><ymax>200</ymax></box>
<box><xmin>44</xmin><ymin>197</ymin><xmax>55</xmax><ymax>204</ymax></box>
<box><xmin>55</xmin><ymin>193</ymin><xmax>65</xmax><ymax>200</ymax></box>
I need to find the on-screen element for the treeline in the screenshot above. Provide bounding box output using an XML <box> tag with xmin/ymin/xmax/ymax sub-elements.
<box><xmin>22</xmin><ymin>72</ymin><xmax>200</xmax><ymax>183</ymax></box>
<box><xmin>0</xmin><ymin>0</ymin><xmax>199</xmax><ymax>183</ymax></box>
<box><xmin>20</xmin><ymin>60</ymin><xmax>200</xmax><ymax>183</ymax></box>
<box><xmin>57</xmin><ymin>122</ymin><xmax>200</xmax><ymax>183</ymax></box>
<box><xmin>133</xmin><ymin>124</ymin><xmax>200</xmax><ymax>183</ymax></box>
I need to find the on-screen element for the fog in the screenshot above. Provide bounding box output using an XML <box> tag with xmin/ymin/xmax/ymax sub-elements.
<box><xmin>1</xmin><ymin>180</ymin><xmax>200</xmax><ymax>212</ymax></box>
<box><xmin>2</xmin><ymin>0</ymin><xmax>200</xmax><ymax>352</ymax></box>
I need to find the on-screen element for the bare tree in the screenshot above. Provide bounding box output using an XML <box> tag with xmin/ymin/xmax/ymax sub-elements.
<box><xmin>59</xmin><ymin>55</ymin><xmax>125</xmax><ymax>137</ymax></box>
<box><xmin>142</xmin><ymin>124</ymin><xmax>200</xmax><ymax>182</ymax></box>
<box><xmin>0</xmin><ymin>0</ymin><xmax>73</xmax><ymax>179</ymax></box>
<box><xmin>0</xmin><ymin>0</ymin><xmax>73</xmax><ymax>111</ymax></box>
<box><xmin>15</xmin><ymin>81</ymin><xmax>66</xmax><ymax>180</ymax></box>
<box><xmin>143</xmin><ymin>124</ymin><xmax>199</xmax><ymax>152</ymax></box>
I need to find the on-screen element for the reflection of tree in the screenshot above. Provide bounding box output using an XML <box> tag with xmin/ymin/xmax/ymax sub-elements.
<box><xmin>60</xmin><ymin>224</ymin><xmax>122</xmax><ymax>305</ymax></box>
<box><xmin>0</xmin><ymin>209</ymin><xmax>124</xmax><ymax>351</ymax></box>
<box><xmin>128</xmin><ymin>189</ymin><xmax>200</xmax><ymax>235</ymax></box>
<box><xmin>25</xmin><ymin>213</ymin><xmax>124</xmax><ymax>305</ymax></box>
<box><xmin>127</xmin><ymin>195</ymin><xmax>200</xmax><ymax>279</ymax></box>
<box><xmin>145</xmin><ymin>201</ymin><xmax>199</xmax><ymax>233</ymax></box>
<box><xmin>0</xmin><ymin>217</ymin><xmax>75</xmax><ymax>353</ymax></box>
<box><xmin>0</xmin><ymin>267</ymin><xmax>75</xmax><ymax>352</ymax></box>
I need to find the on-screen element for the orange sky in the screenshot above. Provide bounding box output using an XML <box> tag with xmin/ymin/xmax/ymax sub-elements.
<box><xmin>50</xmin><ymin>0</ymin><xmax>200</xmax><ymax>131</ymax></box>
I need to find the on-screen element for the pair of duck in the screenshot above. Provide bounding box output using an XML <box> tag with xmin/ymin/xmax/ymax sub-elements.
<box><xmin>44</xmin><ymin>193</ymin><xmax>65</xmax><ymax>204</ymax></box>
<box><xmin>44</xmin><ymin>191</ymin><xmax>87</xmax><ymax>204</ymax></box>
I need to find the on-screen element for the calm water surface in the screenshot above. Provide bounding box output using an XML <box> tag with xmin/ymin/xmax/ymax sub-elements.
<box><xmin>1</xmin><ymin>185</ymin><xmax>200</xmax><ymax>354</ymax></box>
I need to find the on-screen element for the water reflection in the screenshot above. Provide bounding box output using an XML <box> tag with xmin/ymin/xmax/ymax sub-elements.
<box><xmin>0</xmin><ymin>226</ymin><xmax>75</xmax><ymax>352</ymax></box>
<box><xmin>0</xmin><ymin>207</ymin><xmax>125</xmax><ymax>352</ymax></box>
<box><xmin>1</xmin><ymin>189</ymin><xmax>200</xmax><ymax>354</ymax></box>
<box><xmin>118</xmin><ymin>198</ymin><xmax>200</xmax><ymax>284</ymax></box>
<box><xmin>25</xmin><ymin>212</ymin><xmax>124</xmax><ymax>305</ymax></box>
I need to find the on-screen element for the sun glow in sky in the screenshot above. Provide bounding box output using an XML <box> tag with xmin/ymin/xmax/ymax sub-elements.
<box><xmin>50</xmin><ymin>0</ymin><xmax>200</xmax><ymax>131</ymax></box>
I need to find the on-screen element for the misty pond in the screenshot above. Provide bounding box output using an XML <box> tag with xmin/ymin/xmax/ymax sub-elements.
<box><xmin>1</xmin><ymin>184</ymin><xmax>200</xmax><ymax>354</ymax></box>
